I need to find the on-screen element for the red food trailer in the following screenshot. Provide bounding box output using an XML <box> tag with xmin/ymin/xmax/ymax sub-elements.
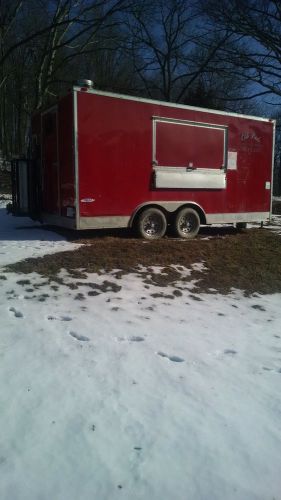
<box><xmin>12</xmin><ymin>80</ymin><xmax>275</xmax><ymax>239</ymax></box>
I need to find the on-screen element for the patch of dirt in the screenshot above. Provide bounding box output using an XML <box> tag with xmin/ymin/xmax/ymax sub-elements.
<box><xmin>151</xmin><ymin>292</ymin><xmax>175</xmax><ymax>299</ymax></box>
<box><xmin>5</xmin><ymin>227</ymin><xmax>281</xmax><ymax>295</ymax></box>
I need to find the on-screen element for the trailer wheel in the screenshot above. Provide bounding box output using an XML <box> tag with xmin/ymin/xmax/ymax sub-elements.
<box><xmin>137</xmin><ymin>208</ymin><xmax>167</xmax><ymax>240</ymax></box>
<box><xmin>174</xmin><ymin>207</ymin><xmax>200</xmax><ymax>239</ymax></box>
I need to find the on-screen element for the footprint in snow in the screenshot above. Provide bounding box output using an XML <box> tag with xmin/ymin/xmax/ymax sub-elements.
<box><xmin>47</xmin><ymin>315</ymin><xmax>72</xmax><ymax>321</ymax></box>
<box><xmin>263</xmin><ymin>367</ymin><xmax>281</xmax><ymax>374</ymax></box>
<box><xmin>69</xmin><ymin>331</ymin><xmax>90</xmax><ymax>342</ymax></box>
<box><xmin>117</xmin><ymin>336</ymin><xmax>145</xmax><ymax>342</ymax></box>
<box><xmin>9</xmin><ymin>307</ymin><xmax>23</xmax><ymax>318</ymax></box>
<box><xmin>251</xmin><ymin>304</ymin><xmax>266</xmax><ymax>312</ymax></box>
<box><xmin>157</xmin><ymin>351</ymin><xmax>184</xmax><ymax>363</ymax></box>
<box><xmin>224</xmin><ymin>349</ymin><xmax>237</xmax><ymax>356</ymax></box>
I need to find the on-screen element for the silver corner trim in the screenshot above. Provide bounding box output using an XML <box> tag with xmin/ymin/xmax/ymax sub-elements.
<box><xmin>73</xmin><ymin>90</ymin><xmax>80</xmax><ymax>229</ymax></box>
<box><xmin>270</xmin><ymin>120</ymin><xmax>276</xmax><ymax>219</ymax></box>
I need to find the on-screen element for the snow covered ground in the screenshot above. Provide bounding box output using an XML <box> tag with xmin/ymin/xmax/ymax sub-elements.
<box><xmin>0</xmin><ymin>202</ymin><xmax>281</xmax><ymax>500</ymax></box>
<box><xmin>0</xmin><ymin>199</ymin><xmax>81</xmax><ymax>266</ymax></box>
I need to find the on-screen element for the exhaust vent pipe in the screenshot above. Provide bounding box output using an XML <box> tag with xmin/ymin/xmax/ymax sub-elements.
<box><xmin>76</xmin><ymin>79</ymin><xmax>93</xmax><ymax>89</ymax></box>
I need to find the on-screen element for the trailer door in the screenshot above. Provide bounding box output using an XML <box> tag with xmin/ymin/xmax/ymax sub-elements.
<box><xmin>41</xmin><ymin>109</ymin><xmax>60</xmax><ymax>214</ymax></box>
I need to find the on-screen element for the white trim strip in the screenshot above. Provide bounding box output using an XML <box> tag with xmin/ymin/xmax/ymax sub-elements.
<box><xmin>206</xmin><ymin>212</ymin><xmax>269</xmax><ymax>224</ymax></box>
<box><xmin>73</xmin><ymin>86</ymin><xmax>273</xmax><ymax>123</ymax></box>
<box><xmin>79</xmin><ymin>211</ymin><xmax>269</xmax><ymax>230</ymax></box>
<box><xmin>79</xmin><ymin>216</ymin><xmax>130</xmax><ymax>230</ymax></box>
<box><xmin>152</xmin><ymin>115</ymin><xmax>228</xmax><ymax>130</ymax></box>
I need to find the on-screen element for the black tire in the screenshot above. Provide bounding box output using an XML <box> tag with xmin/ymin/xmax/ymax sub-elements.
<box><xmin>136</xmin><ymin>208</ymin><xmax>167</xmax><ymax>240</ymax></box>
<box><xmin>174</xmin><ymin>207</ymin><xmax>200</xmax><ymax>239</ymax></box>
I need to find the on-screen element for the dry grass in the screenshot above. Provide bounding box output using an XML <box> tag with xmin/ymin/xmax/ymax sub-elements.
<box><xmin>5</xmin><ymin>226</ymin><xmax>281</xmax><ymax>296</ymax></box>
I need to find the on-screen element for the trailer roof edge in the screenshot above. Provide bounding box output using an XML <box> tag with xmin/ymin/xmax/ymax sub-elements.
<box><xmin>73</xmin><ymin>86</ymin><xmax>274</xmax><ymax>123</ymax></box>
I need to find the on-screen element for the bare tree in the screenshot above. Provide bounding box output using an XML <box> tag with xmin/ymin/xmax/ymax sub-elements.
<box><xmin>202</xmin><ymin>0</ymin><xmax>281</xmax><ymax>102</ymax></box>
<box><xmin>200</xmin><ymin>0</ymin><xmax>281</xmax><ymax>193</ymax></box>
<box><xmin>126</xmin><ymin>0</ymin><xmax>230</xmax><ymax>102</ymax></box>
<box><xmin>0</xmin><ymin>0</ymin><xmax>129</xmax><ymax>68</ymax></box>
<box><xmin>0</xmin><ymin>0</ymin><xmax>130</xmax><ymax>157</ymax></box>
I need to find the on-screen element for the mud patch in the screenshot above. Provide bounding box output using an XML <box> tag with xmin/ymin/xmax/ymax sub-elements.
<box><xmin>151</xmin><ymin>292</ymin><xmax>174</xmax><ymax>300</ymax></box>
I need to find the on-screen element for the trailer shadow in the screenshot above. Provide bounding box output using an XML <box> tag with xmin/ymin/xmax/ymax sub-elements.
<box><xmin>0</xmin><ymin>206</ymin><xmax>246</xmax><ymax>242</ymax></box>
<box><xmin>35</xmin><ymin>225</ymin><xmax>244</xmax><ymax>243</ymax></box>
<box><xmin>41</xmin><ymin>224</ymin><xmax>241</xmax><ymax>242</ymax></box>
<box><xmin>0</xmin><ymin>208</ymin><xmax>70</xmax><ymax>242</ymax></box>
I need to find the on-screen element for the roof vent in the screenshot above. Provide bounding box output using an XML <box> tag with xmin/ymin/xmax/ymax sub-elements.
<box><xmin>76</xmin><ymin>79</ymin><xmax>93</xmax><ymax>89</ymax></box>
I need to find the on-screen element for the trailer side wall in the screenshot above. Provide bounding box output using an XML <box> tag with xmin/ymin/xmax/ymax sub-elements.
<box><xmin>76</xmin><ymin>90</ymin><xmax>273</xmax><ymax>227</ymax></box>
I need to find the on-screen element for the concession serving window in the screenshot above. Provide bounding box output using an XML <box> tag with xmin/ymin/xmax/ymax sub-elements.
<box><xmin>152</xmin><ymin>116</ymin><xmax>227</xmax><ymax>189</ymax></box>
